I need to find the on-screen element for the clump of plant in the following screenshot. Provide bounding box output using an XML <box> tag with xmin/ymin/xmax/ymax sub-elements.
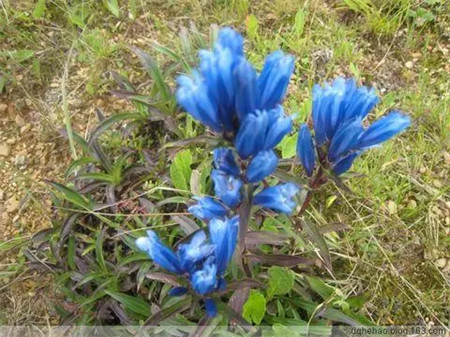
<box><xmin>27</xmin><ymin>27</ymin><xmax>410</xmax><ymax>330</ymax></box>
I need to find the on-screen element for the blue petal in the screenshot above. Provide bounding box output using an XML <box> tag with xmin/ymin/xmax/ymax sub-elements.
<box><xmin>234</xmin><ymin>111</ymin><xmax>268</xmax><ymax>158</ymax></box>
<box><xmin>208</xmin><ymin>216</ymin><xmax>239</xmax><ymax>275</ymax></box>
<box><xmin>297</xmin><ymin>124</ymin><xmax>316</xmax><ymax>177</ymax></box>
<box><xmin>205</xmin><ymin>298</ymin><xmax>218</xmax><ymax>317</ymax></box>
<box><xmin>264</xmin><ymin>106</ymin><xmax>293</xmax><ymax>150</ymax></box>
<box><xmin>178</xmin><ymin>231</ymin><xmax>215</xmax><ymax>274</ymax></box>
<box><xmin>332</xmin><ymin>151</ymin><xmax>361</xmax><ymax>175</ymax></box>
<box><xmin>191</xmin><ymin>262</ymin><xmax>218</xmax><ymax>295</ymax></box>
<box><xmin>212</xmin><ymin>170</ymin><xmax>243</xmax><ymax>207</ymax></box>
<box><xmin>312</xmin><ymin>83</ymin><xmax>330</xmax><ymax>145</ymax></box>
<box><xmin>169</xmin><ymin>287</ymin><xmax>188</xmax><ymax>297</ymax></box>
<box><xmin>253</xmin><ymin>183</ymin><xmax>299</xmax><ymax>214</ymax></box>
<box><xmin>246</xmin><ymin>150</ymin><xmax>278</xmax><ymax>183</ymax></box>
<box><xmin>258</xmin><ymin>51</ymin><xmax>295</xmax><ymax>109</ymax></box>
<box><xmin>357</xmin><ymin>111</ymin><xmax>411</xmax><ymax>149</ymax></box>
<box><xmin>328</xmin><ymin>118</ymin><xmax>364</xmax><ymax>162</ymax></box>
<box><xmin>176</xmin><ymin>74</ymin><xmax>222</xmax><ymax>132</ymax></box>
<box><xmin>213</xmin><ymin>148</ymin><xmax>240</xmax><ymax>176</ymax></box>
<box><xmin>188</xmin><ymin>196</ymin><xmax>228</xmax><ymax>221</ymax></box>
<box><xmin>135</xmin><ymin>231</ymin><xmax>183</xmax><ymax>274</ymax></box>
<box><xmin>235</xmin><ymin>58</ymin><xmax>258</xmax><ymax>120</ymax></box>
<box><xmin>215</xmin><ymin>27</ymin><xmax>244</xmax><ymax>56</ymax></box>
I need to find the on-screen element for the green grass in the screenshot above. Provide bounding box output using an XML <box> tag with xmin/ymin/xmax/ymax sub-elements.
<box><xmin>0</xmin><ymin>0</ymin><xmax>449</xmax><ymax>325</ymax></box>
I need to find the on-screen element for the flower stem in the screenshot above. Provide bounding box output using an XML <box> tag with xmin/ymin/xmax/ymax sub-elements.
<box><xmin>237</xmin><ymin>184</ymin><xmax>253</xmax><ymax>277</ymax></box>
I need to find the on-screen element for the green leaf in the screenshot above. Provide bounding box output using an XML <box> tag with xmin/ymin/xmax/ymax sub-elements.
<box><xmin>293</xmin><ymin>8</ymin><xmax>306</xmax><ymax>37</ymax></box>
<box><xmin>104</xmin><ymin>0</ymin><xmax>120</xmax><ymax>17</ymax></box>
<box><xmin>307</xmin><ymin>276</ymin><xmax>335</xmax><ymax>300</ymax></box>
<box><xmin>131</xmin><ymin>47</ymin><xmax>172</xmax><ymax>103</ymax></box>
<box><xmin>88</xmin><ymin>112</ymin><xmax>141</xmax><ymax>144</ymax></box>
<box><xmin>243</xmin><ymin>290</ymin><xmax>266</xmax><ymax>324</ymax></box>
<box><xmin>46</xmin><ymin>181</ymin><xmax>91</xmax><ymax>209</ymax></box>
<box><xmin>65</xmin><ymin>156</ymin><xmax>98</xmax><ymax>178</ymax></box>
<box><xmin>267</xmin><ymin>266</ymin><xmax>295</xmax><ymax>298</ymax></box>
<box><xmin>170</xmin><ymin>149</ymin><xmax>192</xmax><ymax>191</ymax></box>
<box><xmin>95</xmin><ymin>230</ymin><xmax>107</xmax><ymax>272</ymax></box>
<box><xmin>32</xmin><ymin>0</ymin><xmax>46</xmax><ymax>19</ymax></box>
<box><xmin>279</xmin><ymin>133</ymin><xmax>297</xmax><ymax>159</ymax></box>
<box><xmin>79</xmin><ymin>172</ymin><xmax>116</xmax><ymax>184</ymax></box>
<box><xmin>5</xmin><ymin>50</ymin><xmax>35</xmax><ymax>63</ymax></box>
<box><xmin>302</xmin><ymin>218</ymin><xmax>332</xmax><ymax>270</ymax></box>
<box><xmin>246</xmin><ymin>14</ymin><xmax>259</xmax><ymax>40</ymax></box>
<box><xmin>105</xmin><ymin>291</ymin><xmax>151</xmax><ymax>316</ymax></box>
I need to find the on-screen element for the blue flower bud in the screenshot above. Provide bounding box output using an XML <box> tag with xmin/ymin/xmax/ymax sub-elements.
<box><xmin>214</xmin><ymin>27</ymin><xmax>244</xmax><ymax>56</ymax></box>
<box><xmin>246</xmin><ymin>150</ymin><xmax>278</xmax><ymax>183</ymax></box>
<box><xmin>205</xmin><ymin>298</ymin><xmax>218</xmax><ymax>317</ymax></box>
<box><xmin>258</xmin><ymin>51</ymin><xmax>295</xmax><ymax>109</ymax></box>
<box><xmin>297</xmin><ymin>124</ymin><xmax>316</xmax><ymax>177</ymax></box>
<box><xmin>213</xmin><ymin>148</ymin><xmax>240</xmax><ymax>176</ymax></box>
<box><xmin>254</xmin><ymin>183</ymin><xmax>299</xmax><ymax>214</ymax></box>
<box><xmin>212</xmin><ymin>170</ymin><xmax>243</xmax><ymax>207</ymax></box>
<box><xmin>169</xmin><ymin>287</ymin><xmax>188</xmax><ymax>297</ymax></box>
<box><xmin>235</xmin><ymin>58</ymin><xmax>258</xmax><ymax>120</ymax></box>
<box><xmin>188</xmin><ymin>196</ymin><xmax>228</xmax><ymax>221</ymax></box>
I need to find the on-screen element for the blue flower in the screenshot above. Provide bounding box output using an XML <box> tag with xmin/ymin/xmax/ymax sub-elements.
<box><xmin>246</xmin><ymin>150</ymin><xmax>278</xmax><ymax>183</ymax></box>
<box><xmin>135</xmin><ymin>230</ymin><xmax>183</xmax><ymax>274</ymax></box>
<box><xmin>188</xmin><ymin>196</ymin><xmax>228</xmax><ymax>221</ymax></box>
<box><xmin>176</xmin><ymin>27</ymin><xmax>295</xmax><ymax>134</ymax></box>
<box><xmin>191</xmin><ymin>261</ymin><xmax>218</xmax><ymax>295</ymax></box>
<box><xmin>312</xmin><ymin>77</ymin><xmax>379</xmax><ymax>145</ymax></box>
<box><xmin>176</xmin><ymin>73</ymin><xmax>221</xmax><ymax>132</ymax></box>
<box><xmin>358</xmin><ymin>111</ymin><xmax>411</xmax><ymax>149</ymax></box>
<box><xmin>168</xmin><ymin>287</ymin><xmax>188</xmax><ymax>297</ymax></box>
<box><xmin>258</xmin><ymin>51</ymin><xmax>295</xmax><ymax>109</ymax></box>
<box><xmin>297</xmin><ymin>124</ymin><xmax>316</xmax><ymax>177</ymax></box>
<box><xmin>300</xmin><ymin>77</ymin><xmax>411</xmax><ymax>175</ymax></box>
<box><xmin>213</xmin><ymin>148</ymin><xmax>240</xmax><ymax>176</ymax></box>
<box><xmin>178</xmin><ymin>231</ymin><xmax>215</xmax><ymax>274</ymax></box>
<box><xmin>235</xmin><ymin>106</ymin><xmax>293</xmax><ymax>158</ymax></box>
<box><xmin>208</xmin><ymin>216</ymin><xmax>239</xmax><ymax>275</ymax></box>
<box><xmin>212</xmin><ymin>169</ymin><xmax>243</xmax><ymax>207</ymax></box>
<box><xmin>253</xmin><ymin>183</ymin><xmax>299</xmax><ymax>214</ymax></box>
<box><xmin>204</xmin><ymin>298</ymin><xmax>218</xmax><ymax>317</ymax></box>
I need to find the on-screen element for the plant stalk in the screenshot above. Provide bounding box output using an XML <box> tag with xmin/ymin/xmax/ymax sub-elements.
<box><xmin>237</xmin><ymin>184</ymin><xmax>253</xmax><ymax>277</ymax></box>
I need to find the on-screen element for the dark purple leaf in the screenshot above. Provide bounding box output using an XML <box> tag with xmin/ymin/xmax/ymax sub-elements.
<box><xmin>227</xmin><ymin>278</ymin><xmax>264</xmax><ymax>292</ymax></box>
<box><xmin>144</xmin><ymin>297</ymin><xmax>191</xmax><ymax>326</ymax></box>
<box><xmin>145</xmin><ymin>272</ymin><xmax>181</xmax><ymax>287</ymax></box>
<box><xmin>229</xmin><ymin>288</ymin><xmax>250</xmax><ymax>316</ymax></box>
<box><xmin>245</xmin><ymin>231</ymin><xmax>288</xmax><ymax>246</ymax></box>
<box><xmin>246</xmin><ymin>252</ymin><xmax>317</xmax><ymax>267</ymax></box>
<box><xmin>171</xmin><ymin>215</ymin><xmax>199</xmax><ymax>235</ymax></box>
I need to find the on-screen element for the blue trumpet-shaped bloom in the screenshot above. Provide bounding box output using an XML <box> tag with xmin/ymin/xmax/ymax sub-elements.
<box><xmin>135</xmin><ymin>230</ymin><xmax>183</xmax><ymax>274</ymax></box>
<box><xmin>297</xmin><ymin>77</ymin><xmax>411</xmax><ymax>176</ymax></box>
<box><xmin>208</xmin><ymin>216</ymin><xmax>239</xmax><ymax>275</ymax></box>
<box><xmin>188</xmin><ymin>196</ymin><xmax>228</xmax><ymax>221</ymax></box>
<box><xmin>212</xmin><ymin>169</ymin><xmax>243</xmax><ymax>207</ymax></box>
<box><xmin>297</xmin><ymin>124</ymin><xmax>316</xmax><ymax>177</ymax></box>
<box><xmin>254</xmin><ymin>183</ymin><xmax>300</xmax><ymax>214</ymax></box>
<box><xmin>235</xmin><ymin>106</ymin><xmax>293</xmax><ymax>158</ymax></box>
<box><xmin>176</xmin><ymin>27</ymin><xmax>294</xmax><ymax>133</ymax></box>
<box><xmin>246</xmin><ymin>150</ymin><xmax>278</xmax><ymax>183</ymax></box>
<box><xmin>178</xmin><ymin>231</ymin><xmax>215</xmax><ymax>274</ymax></box>
<box><xmin>357</xmin><ymin>111</ymin><xmax>411</xmax><ymax>149</ymax></box>
<box><xmin>191</xmin><ymin>261</ymin><xmax>218</xmax><ymax>295</ymax></box>
<box><xmin>213</xmin><ymin>148</ymin><xmax>240</xmax><ymax>176</ymax></box>
<box><xmin>135</xmin><ymin>218</ymin><xmax>238</xmax><ymax>308</ymax></box>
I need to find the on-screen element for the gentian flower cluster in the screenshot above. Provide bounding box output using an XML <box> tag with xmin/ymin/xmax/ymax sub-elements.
<box><xmin>297</xmin><ymin>77</ymin><xmax>411</xmax><ymax>176</ymax></box>
<box><xmin>178</xmin><ymin>27</ymin><xmax>300</xmax><ymax>216</ymax></box>
<box><xmin>135</xmin><ymin>27</ymin><xmax>411</xmax><ymax>321</ymax></box>
<box><xmin>135</xmin><ymin>216</ymin><xmax>238</xmax><ymax>317</ymax></box>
